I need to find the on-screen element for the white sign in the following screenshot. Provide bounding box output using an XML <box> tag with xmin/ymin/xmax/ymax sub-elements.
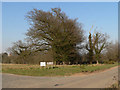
<box><xmin>47</xmin><ymin>62</ymin><xmax>53</xmax><ymax>65</ymax></box>
<box><xmin>40</xmin><ymin>62</ymin><xmax>46</xmax><ymax>66</ymax></box>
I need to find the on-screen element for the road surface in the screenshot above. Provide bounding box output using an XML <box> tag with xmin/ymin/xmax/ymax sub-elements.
<box><xmin>2</xmin><ymin>66</ymin><xmax>118</xmax><ymax>88</ymax></box>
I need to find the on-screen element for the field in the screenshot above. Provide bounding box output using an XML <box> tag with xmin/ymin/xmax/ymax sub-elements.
<box><xmin>2</xmin><ymin>63</ymin><xmax>118</xmax><ymax>76</ymax></box>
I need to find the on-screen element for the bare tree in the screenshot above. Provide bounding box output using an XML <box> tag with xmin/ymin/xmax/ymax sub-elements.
<box><xmin>2</xmin><ymin>52</ymin><xmax>10</xmax><ymax>63</ymax></box>
<box><xmin>93</xmin><ymin>32</ymin><xmax>109</xmax><ymax>64</ymax></box>
<box><xmin>105</xmin><ymin>41</ymin><xmax>118</xmax><ymax>62</ymax></box>
<box><xmin>7</xmin><ymin>40</ymin><xmax>33</xmax><ymax>64</ymax></box>
<box><xmin>86</xmin><ymin>27</ymin><xmax>109</xmax><ymax>64</ymax></box>
<box><xmin>25</xmin><ymin>8</ymin><xmax>84</xmax><ymax>64</ymax></box>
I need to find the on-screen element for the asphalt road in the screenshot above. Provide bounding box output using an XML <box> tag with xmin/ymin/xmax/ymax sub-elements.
<box><xmin>2</xmin><ymin>66</ymin><xmax>118</xmax><ymax>88</ymax></box>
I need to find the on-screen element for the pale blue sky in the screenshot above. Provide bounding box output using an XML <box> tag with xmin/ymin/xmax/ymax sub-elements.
<box><xmin>2</xmin><ymin>2</ymin><xmax>118</xmax><ymax>52</ymax></box>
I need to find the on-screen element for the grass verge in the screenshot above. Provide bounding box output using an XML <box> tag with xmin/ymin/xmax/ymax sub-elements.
<box><xmin>2</xmin><ymin>63</ymin><xmax>118</xmax><ymax>76</ymax></box>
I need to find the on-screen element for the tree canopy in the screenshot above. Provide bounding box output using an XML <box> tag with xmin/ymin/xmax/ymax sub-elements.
<box><xmin>25</xmin><ymin>8</ymin><xmax>84</xmax><ymax>64</ymax></box>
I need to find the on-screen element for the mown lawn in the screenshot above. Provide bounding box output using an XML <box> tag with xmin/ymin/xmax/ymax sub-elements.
<box><xmin>2</xmin><ymin>63</ymin><xmax>118</xmax><ymax>76</ymax></box>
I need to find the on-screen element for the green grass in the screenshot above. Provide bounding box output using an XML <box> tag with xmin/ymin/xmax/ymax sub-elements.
<box><xmin>2</xmin><ymin>63</ymin><xmax>118</xmax><ymax>76</ymax></box>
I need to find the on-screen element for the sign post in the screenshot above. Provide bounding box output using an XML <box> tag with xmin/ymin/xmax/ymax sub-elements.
<box><xmin>40</xmin><ymin>62</ymin><xmax>46</xmax><ymax>69</ymax></box>
<box><xmin>47</xmin><ymin>62</ymin><xmax>53</xmax><ymax>69</ymax></box>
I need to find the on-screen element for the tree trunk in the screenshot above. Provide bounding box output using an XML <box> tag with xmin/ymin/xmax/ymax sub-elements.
<box><xmin>90</xmin><ymin>61</ymin><xmax>92</xmax><ymax>64</ymax></box>
<box><xmin>97</xmin><ymin>60</ymin><xmax>99</xmax><ymax>64</ymax></box>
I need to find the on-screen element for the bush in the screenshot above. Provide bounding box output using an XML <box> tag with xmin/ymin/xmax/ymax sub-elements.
<box><xmin>104</xmin><ymin>61</ymin><xmax>115</xmax><ymax>64</ymax></box>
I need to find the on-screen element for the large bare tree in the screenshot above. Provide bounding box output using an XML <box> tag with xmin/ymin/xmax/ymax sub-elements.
<box><xmin>25</xmin><ymin>8</ymin><xmax>84</xmax><ymax>64</ymax></box>
<box><xmin>86</xmin><ymin>28</ymin><xmax>109</xmax><ymax>64</ymax></box>
<box><xmin>93</xmin><ymin>32</ymin><xmax>109</xmax><ymax>64</ymax></box>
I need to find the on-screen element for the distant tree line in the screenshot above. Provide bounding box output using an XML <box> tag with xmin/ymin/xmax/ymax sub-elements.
<box><xmin>2</xmin><ymin>8</ymin><xmax>119</xmax><ymax>65</ymax></box>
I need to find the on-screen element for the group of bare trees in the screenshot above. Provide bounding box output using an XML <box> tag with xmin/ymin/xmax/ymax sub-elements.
<box><xmin>2</xmin><ymin>8</ymin><xmax>119</xmax><ymax>65</ymax></box>
<box><xmin>105</xmin><ymin>41</ymin><xmax>119</xmax><ymax>63</ymax></box>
